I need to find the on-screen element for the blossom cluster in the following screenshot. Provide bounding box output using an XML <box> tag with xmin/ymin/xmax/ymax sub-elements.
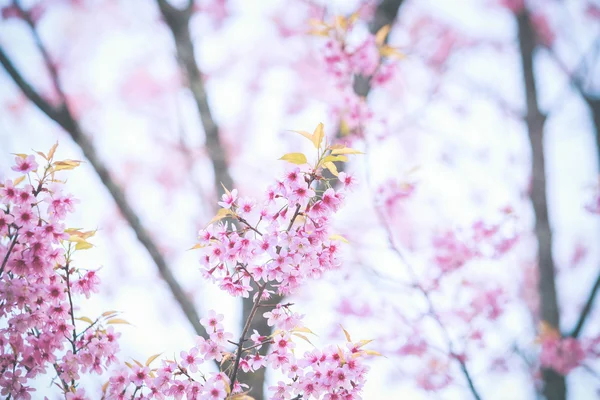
<box><xmin>313</xmin><ymin>15</ymin><xmax>399</xmax><ymax>89</ymax></box>
<box><xmin>1</xmin><ymin>130</ymin><xmax>375</xmax><ymax>399</ymax></box>
<box><xmin>106</xmin><ymin>308</ymin><xmax>371</xmax><ymax>400</ymax></box>
<box><xmin>311</xmin><ymin>14</ymin><xmax>401</xmax><ymax>135</ymax></box>
<box><xmin>198</xmin><ymin>167</ymin><xmax>351</xmax><ymax>297</ymax></box>
<box><xmin>103</xmin><ymin>128</ymin><xmax>374</xmax><ymax>399</ymax></box>
<box><xmin>0</xmin><ymin>149</ymin><xmax>120</xmax><ymax>399</ymax></box>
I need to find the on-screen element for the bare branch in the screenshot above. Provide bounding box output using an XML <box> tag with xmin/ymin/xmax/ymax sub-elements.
<box><xmin>516</xmin><ymin>10</ymin><xmax>565</xmax><ymax>400</ymax></box>
<box><xmin>570</xmin><ymin>271</ymin><xmax>600</xmax><ymax>338</ymax></box>
<box><xmin>155</xmin><ymin>0</ymin><xmax>233</xmax><ymax>195</ymax></box>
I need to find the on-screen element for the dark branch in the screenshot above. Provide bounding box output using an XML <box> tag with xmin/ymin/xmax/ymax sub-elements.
<box><xmin>0</xmin><ymin>41</ymin><xmax>210</xmax><ymax>343</ymax></box>
<box><xmin>570</xmin><ymin>271</ymin><xmax>600</xmax><ymax>338</ymax></box>
<box><xmin>155</xmin><ymin>0</ymin><xmax>234</xmax><ymax>195</ymax></box>
<box><xmin>516</xmin><ymin>9</ymin><xmax>565</xmax><ymax>400</ymax></box>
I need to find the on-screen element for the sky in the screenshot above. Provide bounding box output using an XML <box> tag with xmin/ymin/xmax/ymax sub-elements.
<box><xmin>1</xmin><ymin>0</ymin><xmax>600</xmax><ymax>398</ymax></box>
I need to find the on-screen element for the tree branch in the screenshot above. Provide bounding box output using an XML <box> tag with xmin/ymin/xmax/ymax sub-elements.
<box><xmin>155</xmin><ymin>0</ymin><xmax>233</xmax><ymax>194</ymax></box>
<box><xmin>0</xmin><ymin>42</ymin><xmax>210</xmax><ymax>342</ymax></box>
<box><xmin>516</xmin><ymin>10</ymin><xmax>565</xmax><ymax>400</ymax></box>
<box><xmin>353</xmin><ymin>0</ymin><xmax>406</xmax><ymax>97</ymax></box>
<box><xmin>570</xmin><ymin>271</ymin><xmax>600</xmax><ymax>338</ymax></box>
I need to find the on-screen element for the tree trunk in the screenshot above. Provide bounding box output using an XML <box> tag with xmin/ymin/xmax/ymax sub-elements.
<box><xmin>516</xmin><ymin>11</ymin><xmax>566</xmax><ymax>400</ymax></box>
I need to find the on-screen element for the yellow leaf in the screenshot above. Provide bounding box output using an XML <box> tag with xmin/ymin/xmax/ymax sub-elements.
<box><xmin>220</xmin><ymin>352</ymin><xmax>233</xmax><ymax>367</ymax></box>
<box><xmin>35</xmin><ymin>151</ymin><xmax>47</xmax><ymax>161</ymax></box>
<box><xmin>322</xmin><ymin>155</ymin><xmax>348</xmax><ymax>163</ymax></box>
<box><xmin>102</xmin><ymin>381</ymin><xmax>109</xmax><ymax>393</ymax></box>
<box><xmin>279</xmin><ymin>153</ymin><xmax>308</xmax><ymax>165</ymax></box>
<box><xmin>337</xmin><ymin>346</ymin><xmax>346</xmax><ymax>363</ymax></box>
<box><xmin>80</xmin><ymin>230</ymin><xmax>96</xmax><ymax>240</ymax></box>
<box><xmin>323</xmin><ymin>161</ymin><xmax>338</xmax><ymax>177</ymax></box>
<box><xmin>536</xmin><ymin>321</ymin><xmax>560</xmax><ymax>343</ymax></box>
<box><xmin>145</xmin><ymin>353</ymin><xmax>162</xmax><ymax>366</ymax></box>
<box><xmin>13</xmin><ymin>176</ymin><xmax>26</xmax><ymax>186</ymax></box>
<box><xmin>12</xmin><ymin>153</ymin><xmax>27</xmax><ymax>159</ymax></box>
<box><xmin>309</xmin><ymin>18</ymin><xmax>329</xmax><ymax>27</ymax></box>
<box><xmin>357</xmin><ymin>339</ymin><xmax>374</xmax><ymax>348</ymax></box>
<box><xmin>379</xmin><ymin>45</ymin><xmax>404</xmax><ymax>59</ymax></box>
<box><xmin>348</xmin><ymin>12</ymin><xmax>360</xmax><ymax>25</ymax></box>
<box><xmin>340</xmin><ymin>325</ymin><xmax>352</xmax><ymax>342</ymax></box>
<box><xmin>189</xmin><ymin>243</ymin><xmax>205</xmax><ymax>250</ymax></box>
<box><xmin>222</xmin><ymin>375</ymin><xmax>231</xmax><ymax>394</ymax></box>
<box><xmin>312</xmin><ymin>123</ymin><xmax>325</xmax><ymax>149</ymax></box>
<box><xmin>75</xmin><ymin>241</ymin><xmax>93</xmax><ymax>250</ymax></box>
<box><xmin>330</xmin><ymin>147</ymin><xmax>363</xmax><ymax>155</ymax></box>
<box><xmin>375</xmin><ymin>25</ymin><xmax>391</xmax><ymax>46</ymax></box>
<box><xmin>329</xmin><ymin>234</ymin><xmax>349</xmax><ymax>243</ymax></box>
<box><xmin>335</xmin><ymin>15</ymin><xmax>347</xmax><ymax>30</ymax></box>
<box><xmin>133</xmin><ymin>359</ymin><xmax>143</xmax><ymax>368</ymax></box>
<box><xmin>293</xmin><ymin>333</ymin><xmax>314</xmax><ymax>346</ymax></box>
<box><xmin>220</xmin><ymin>182</ymin><xmax>231</xmax><ymax>196</ymax></box>
<box><xmin>124</xmin><ymin>361</ymin><xmax>133</xmax><ymax>369</ymax></box>
<box><xmin>107</xmin><ymin>318</ymin><xmax>131</xmax><ymax>325</ymax></box>
<box><xmin>291</xmin><ymin>130</ymin><xmax>314</xmax><ymax>143</ymax></box>
<box><xmin>363</xmin><ymin>350</ymin><xmax>383</xmax><ymax>357</ymax></box>
<box><xmin>292</xmin><ymin>327</ymin><xmax>316</xmax><ymax>335</ymax></box>
<box><xmin>339</xmin><ymin>119</ymin><xmax>351</xmax><ymax>137</ymax></box>
<box><xmin>230</xmin><ymin>393</ymin><xmax>256</xmax><ymax>400</ymax></box>
<box><xmin>308</xmin><ymin>28</ymin><xmax>331</xmax><ymax>37</ymax></box>
<box><xmin>207</xmin><ymin>208</ymin><xmax>234</xmax><ymax>226</ymax></box>
<box><xmin>52</xmin><ymin>159</ymin><xmax>82</xmax><ymax>172</ymax></box>
<box><xmin>48</xmin><ymin>142</ymin><xmax>58</xmax><ymax>160</ymax></box>
<box><xmin>76</xmin><ymin>316</ymin><xmax>94</xmax><ymax>324</ymax></box>
<box><xmin>102</xmin><ymin>310</ymin><xmax>119</xmax><ymax>317</ymax></box>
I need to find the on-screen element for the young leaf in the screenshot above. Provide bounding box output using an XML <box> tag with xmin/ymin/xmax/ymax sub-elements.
<box><xmin>51</xmin><ymin>159</ymin><xmax>82</xmax><ymax>172</ymax></box>
<box><xmin>145</xmin><ymin>353</ymin><xmax>162</xmax><ymax>366</ymax></box>
<box><xmin>379</xmin><ymin>45</ymin><xmax>404</xmax><ymax>59</ymax></box>
<box><xmin>279</xmin><ymin>153</ymin><xmax>308</xmax><ymax>165</ymax></box>
<box><xmin>291</xmin><ymin>130</ymin><xmax>314</xmax><ymax>143</ymax></box>
<box><xmin>375</xmin><ymin>25</ymin><xmax>391</xmax><ymax>46</ymax></box>
<box><xmin>340</xmin><ymin>325</ymin><xmax>352</xmax><ymax>342</ymax></box>
<box><xmin>292</xmin><ymin>326</ymin><xmax>316</xmax><ymax>335</ymax></box>
<box><xmin>323</xmin><ymin>161</ymin><xmax>338</xmax><ymax>177</ymax></box>
<box><xmin>312</xmin><ymin>123</ymin><xmax>325</xmax><ymax>149</ymax></box>
<box><xmin>107</xmin><ymin>318</ymin><xmax>131</xmax><ymax>325</ymax></box>
<box><xmin>329</xmin><ymin>234</ymin><xmax>349</xmax><ymax>243</ymax></box>
<box><xmin>206</xmin><ymin>208</ymin><xmax>234</xmax><ymax>227</ymax></box>
<box><xmin>75</xmin><ymin>240</ymin><xmax>93</xmax><ymax>250</ymax></box>
<box><xmin>47</xmin><ymin>141</ymin><xmax>59</xmax><ymax>160</ymax></box>
<box><xmin>293</xmin><ymin>333</ymin><xmax>314</xmax><ymax>346</ymax></box>
<box><xmin>13</xmin><ymin>176</ymin><xmax>26</xmax><ymax>186</ymax></box>
<box><xmin>75</xmin><ymin>316</ymin><xmax>94</xmax><ymax>324</ymax></box>
<box><xmin>330</xmin><ymin>147</ymin><xmax>363</xmax><ymax>155</ymax></box>
<box><xmin>220</xmin><ymin>182</ymin><xmax>231</xmax><ymax>196</ymax></box>
<box><xmin>230</xmin><ymin>394</ymin><xmax>256</xmax><ymax>400</ymax></box>
<box><xmin>322</xmin><ymin>155</ymin><xmax>348</xmax><ymax>163</ymax></box>
<box><xmin>357</xmin><ymin>339</ymin><xmax>374</xmax><ymax>348</ymax></box>
<box><xmin>102</xmin><ymin>310</ymin><xmax>120</xmax><ymax>317</ymax></box>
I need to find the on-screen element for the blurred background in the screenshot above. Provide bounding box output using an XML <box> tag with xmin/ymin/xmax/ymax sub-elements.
<box><xmin>1</xmin><ymin>0</ymin><xmax>600</xmax><ymax>398</ymax></box>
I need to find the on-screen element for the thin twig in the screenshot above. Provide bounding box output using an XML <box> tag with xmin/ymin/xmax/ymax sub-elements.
<box><xmin>570</xmin><ymin>271</ymin><xmax>600</xmax><ymax>338</ymax></box>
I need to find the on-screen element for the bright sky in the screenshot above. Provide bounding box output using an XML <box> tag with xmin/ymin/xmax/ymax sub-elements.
<box><xmin>0</xmin><ymin>0</ymin><xmax>599</xmax><ymax>399</ymax></box>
